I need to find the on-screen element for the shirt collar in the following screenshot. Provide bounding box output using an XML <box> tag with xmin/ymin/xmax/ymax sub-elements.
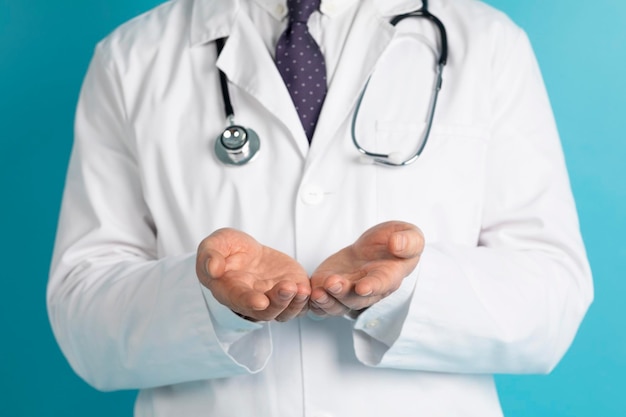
<box><xmin>251</xmin><ymin>0</ymin><xmax>359</xmax><ymax>20</ymax></box>
<box><xmin>251</xmin><ymin>0</ymin><xmax>424</xmax><ymax>19</ymax></box>
<box><xmin>189</xmin><ymin>0</ymin><xmax>424</xmax><ymax>45</ymax></box>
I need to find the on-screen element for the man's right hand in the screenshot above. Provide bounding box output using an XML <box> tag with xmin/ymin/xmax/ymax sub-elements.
<box><xmin>196</xmin><ymin>228</ymin><xmax>311</xmax><ymax>322</ymax></box>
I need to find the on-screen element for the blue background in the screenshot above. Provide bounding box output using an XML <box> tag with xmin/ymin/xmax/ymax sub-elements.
<box><xmin>1</xmin><ymin>0</ymin><xmax>624</xmax><ymax>415</ymax></box>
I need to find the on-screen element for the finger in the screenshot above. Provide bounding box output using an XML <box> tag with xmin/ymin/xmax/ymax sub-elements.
<box><xmin>274</xmin><ymin>289</ymin><xmax>310</xmax><ymax>322</ymax></box>
<box><xmin>354</xmin><ymin>271</ymin><xmax>397</xmax><ymax>298</ymax></box>
<box><xmin>239</xmin><ymin>289</ymin><xmax>272</xmax><ymax>312</ymax></box>
<box><xmin>316</xmin><ymin>274</ymin><xmax>377</xmax><ymax>312</ymax></box>
<box><xmin>310</xmin><ymin>289</ymin><xmax>351</xmax><ymax>317</ymax></box>
<box><xmin>322</xmin><ymin>276</ymin><xmax>351</xmax><ymax>298</ymax></box>
<box><xmin>321</xmin><ymin>276</ymin><xmax>375</xmax><ymax>311</ymax></box>
<box><xmin>254</xmin><ymin>280</ymin><xmax>300</xmax><ymax>321</ymax></box>
<box><xmin>211</xmin><ymin>278</ymin><xmax>270</xmax><ymax>314</ymax></box>
<box><xmin>308</xmin><ymin>303</ymin><xmax>329</xmax><ymax>318</ymax></box>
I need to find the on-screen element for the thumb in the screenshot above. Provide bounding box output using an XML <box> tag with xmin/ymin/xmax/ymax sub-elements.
<box><xmin>389</xmin><ymin>229</ymin><xmax>424</xmax><ymax>259</ymax></box>
<box><xmin>204</xmin><ymin>250</ymin><xmax>226</xmax><ymax>280</ymax></box>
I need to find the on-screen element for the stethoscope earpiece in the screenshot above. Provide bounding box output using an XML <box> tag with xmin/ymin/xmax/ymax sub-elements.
<box><xmin>215</xmin><ymin>124</ymin><xmax>260</xmax><ymax>165</ymax></box>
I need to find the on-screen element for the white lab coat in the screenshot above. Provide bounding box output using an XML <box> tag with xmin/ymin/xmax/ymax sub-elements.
<box><xmin>47</xmin><ymin>0</ymin><xmax>593</xmax><ymax>415</ymax></box>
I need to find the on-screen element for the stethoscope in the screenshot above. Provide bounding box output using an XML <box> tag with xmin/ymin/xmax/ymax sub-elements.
<box><xmin>214</xmin><ymin>0</ymin><xmax>448</xmax><ymax>167</ymax></box>
<box><xmin>214</xmin><ymin>37</ymin><xmax>261</xmax><ymax>166</ymax></box>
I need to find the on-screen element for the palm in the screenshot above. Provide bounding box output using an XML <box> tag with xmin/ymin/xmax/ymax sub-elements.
<box><xmin>310</xmin><ymin>221</ymin><xmax>423</xmax><ymax>315</ymax></box>
<box><xmin>197</xmin><ymin>228</ymin><xmax>310</xmax><ymax>321</ymax></box>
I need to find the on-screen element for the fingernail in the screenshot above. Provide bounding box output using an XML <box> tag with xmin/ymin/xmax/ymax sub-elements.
<box><xmin>358</xmin><ymin>289</ymin><xmax>373</xmax><ymax>297</ymax></box>
<box><xmin>394</xmin><ymin>233</ymin><xmax>407</xmax><ymax>252</ymax></box>
<box><xmin>328</xmin><ymin>283</ymin><xmax>342</xmax><ymax>294</ymax></box>
<box><xmin>315</xmin><ymin>294</ymin><xmax>329</xmax><ymax>304</ymax></box>
<box><xmin>279</xmin><ymin>290</ymin><xmax>295</xmax><ymax>300</ymax></box>
<box><xmin>295</xmin><ymin>294</ymin><xmax>309</xmax><ymax>302</ymax></box>
<box><xmin>203</xmin><ymin>259</ymin><xmax>211</xmax><ymax>276</ymax></box>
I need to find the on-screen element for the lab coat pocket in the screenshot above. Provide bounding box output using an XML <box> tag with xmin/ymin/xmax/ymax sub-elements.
<box><xmin>375</xmin><ymin>124</ymin><xmax>490</xmax><ymax>246</ymax></box>
<box><xmin>373</xmin><ymin>120</ymin><xmax>428</xmax><ymax>162</ymax></box>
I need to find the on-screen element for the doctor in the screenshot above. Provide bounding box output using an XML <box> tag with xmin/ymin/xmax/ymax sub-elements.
<box><xmin>48</xmin><ymin>0</ymin><xmax>593</xmax><ymax>416</ymax></box>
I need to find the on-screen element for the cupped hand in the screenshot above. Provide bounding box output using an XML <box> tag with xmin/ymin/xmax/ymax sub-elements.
<box><xmin>196</xmin><ymin>228</ymin><xmax>311</xmax><ymax>322</ymax></box>
<box><xmin>309</xmin><ymin>221</ymin><xmax>424</xmax><ymax>317</ymax></box>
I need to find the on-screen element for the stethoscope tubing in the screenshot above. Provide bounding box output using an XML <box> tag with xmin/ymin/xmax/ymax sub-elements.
<box><xmin>351</xmin><ymin>3</ymin><xmax>448</xmax><ymax>167</ymax></box>
<box><xmin>214</xmin><ymin>1</ymin><xmax>448</xmax><ymax>167</ymax></box>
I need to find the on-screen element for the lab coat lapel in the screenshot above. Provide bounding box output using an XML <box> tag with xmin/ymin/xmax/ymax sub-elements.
<box><xmin>306</xmin><ymin>6</ymin><xmax>394</xmax><ymax>163</ymax></box>
<box><xmin>216</xmin><ymin>10</ymin><xmax>310</xmax><ymax>158</ymax></box>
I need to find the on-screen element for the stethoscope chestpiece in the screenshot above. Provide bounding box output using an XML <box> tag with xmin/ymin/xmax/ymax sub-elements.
<box><xmin>214</xmin><ymin>124</ymin><xmax>260</xmax><ymax>165</ymax></box>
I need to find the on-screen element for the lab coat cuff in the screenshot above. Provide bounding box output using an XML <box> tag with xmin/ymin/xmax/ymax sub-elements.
<box><xmin>352</xmin><ymin>266</ymin><xmax>418</xmax><ymax>363</ymax></box>
<box><xmin>201</xmin><ymin>285</ymin><xmax>265</xmax><ymax>344</ymax></box>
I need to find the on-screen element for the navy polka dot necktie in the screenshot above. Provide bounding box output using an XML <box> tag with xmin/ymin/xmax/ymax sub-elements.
<box><xmin>275</xmin><ymin>0</ymin><xmax>327</xmax><ymax>142</ymax></box>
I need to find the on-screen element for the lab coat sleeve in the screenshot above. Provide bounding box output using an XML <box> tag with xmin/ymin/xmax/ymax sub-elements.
<box><xmin>47</xmin><ymin>45</ymin><xmax>272</xmax><ymax>391</ymax></box>
<box><xmin>352</xmin><ymin>30</ymin><xmax>593</xmax><ymax>374</ymax></box>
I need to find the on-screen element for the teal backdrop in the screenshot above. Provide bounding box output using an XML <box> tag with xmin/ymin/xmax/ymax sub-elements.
<box><xmin>1</xmin><ymin>0</ymin><xmax>624</xmax><ymax>415</ymax></box>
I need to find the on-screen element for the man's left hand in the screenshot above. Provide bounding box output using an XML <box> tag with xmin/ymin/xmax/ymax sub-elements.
<box><xmin>309</xmin><ymin>221</ymin><xmax>424</xmax><ymax>317</ymax></box>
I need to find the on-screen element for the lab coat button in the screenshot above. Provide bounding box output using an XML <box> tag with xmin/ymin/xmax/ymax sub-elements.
<box><xmin>321</xmin><ymin>0</ymin><xmax>337</xmax><ymax>15</ymax></box>
<box><xmin>301</xmin><ymin>185</ymin><xmax>325</xmax><ymax>205</ymax></box>
<box><xmin>275</xmin><ymin>4</ymin><xmax>286</xmax><ymax>18</ymax></box>
<box><xmin>365</xmin><ymin>319</ymin><xmax>380</xmax><ymax>329</ymax></box>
